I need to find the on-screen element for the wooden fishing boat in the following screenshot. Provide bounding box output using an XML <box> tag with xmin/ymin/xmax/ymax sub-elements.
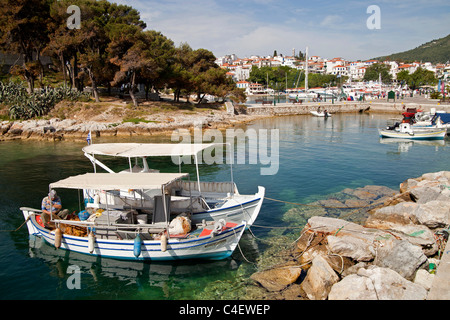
<box><xmin>21</xmin><ymin>172</ymin><xmax>247</xmax><ymax>261</ymax></box>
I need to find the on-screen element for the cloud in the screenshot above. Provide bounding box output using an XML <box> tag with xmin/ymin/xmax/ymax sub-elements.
<box><xmin>320</xmin><ymin>15</ymin><xmax>343</xmax><ymax>27</ymax></box>
<box><xmin>110</xmin><ymin>0</ymin><xmax>450</xmax><ymax>61</ymax></box>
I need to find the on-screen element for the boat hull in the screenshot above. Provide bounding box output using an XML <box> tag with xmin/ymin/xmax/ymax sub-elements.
<box><xmin>192</xmin><ymin>186</ymin><xmax>265</xmax><ymax>227</ymax></box>
<box><xmin>21</xmin><ymin>208</ymin><xmax>247</xmax><ymax>261</ymax></box>
<box><xmin>379</xmin><ymin>129</ymin><xmax>446</xmax><ymax>140</ymax></box>
<box><xmin>310</xmin><ymin>111</ymin><xmax>331</xmax><ymax>117</ymax></box>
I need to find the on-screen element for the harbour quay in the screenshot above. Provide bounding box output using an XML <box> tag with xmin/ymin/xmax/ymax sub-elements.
<box><xmin>244</xmin><ymin>98</ymin><xmax>450</xmax><ymax>116</ymax></box>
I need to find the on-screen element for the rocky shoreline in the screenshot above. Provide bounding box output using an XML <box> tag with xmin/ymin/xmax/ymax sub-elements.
<box><xmin>0</xmin><ymin>102</ymin><xmax>273</xmax><ymax>141</ymax></box>
<box><xmin>248</xmin><ymin>171</ymin><xmax>450</xmax><ymax>300</ymax></box>
<box><xmin>0</xmin><ymin>112</ymin><xmax>261</xmax><ymax>141</ymax></box>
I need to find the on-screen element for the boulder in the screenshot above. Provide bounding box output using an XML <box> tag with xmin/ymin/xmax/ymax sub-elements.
<box><xmin>250</xmin><ymin>265</ymin><xmax>302</xmax><ymax>292</ymax></box>
<box><xmin>327</xmin><ymin>235</ymin><xmax>375</xmax><ymax>262</ymax></box>
<box><xmin>414</xmin><ymin>269</ymin><xmax>435</xmax><ymax>291</ymax></box>
<box><xmin>411</xmin><ymin>200</ymin><xmax>450</xmax><ymax>228</ymax></box>
<box><xmin>381</xmin><ymin>224</ymin><xmax>437</xmax><ymax>256</ymax></box>
<box><xmin>300</xmin><ymin>255</ymin><xmax>339</xmax><ymax>300</ymax></box>
<box><xmin>366</xmin><ymin>201</ymin><xmax>418</xmax><ymax>228</ymax></box>
<box><xmin>374</xmin><ymin>239</ymin><xmax>427</xmax><ymax>280</ymax></box>
<box><xmin>328</xmin><ymin>266</ymin><xmax>428</xmax><ymax>300</ymax></box>
<box><xmin>410</xmin><ymin>185</ymin><xmax>450</xmax><ymax>203</ymax></box>
<box><xmin>295</xmin><ymin>233</ymin><xmax>353</xmax><ymax>274</ymax></box>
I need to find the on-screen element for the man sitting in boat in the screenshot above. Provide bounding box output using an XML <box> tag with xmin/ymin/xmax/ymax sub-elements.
<box><xmin>41</xmin><ymin>190</ymin><xmax>69</xmax><ymax>228</ymax></box>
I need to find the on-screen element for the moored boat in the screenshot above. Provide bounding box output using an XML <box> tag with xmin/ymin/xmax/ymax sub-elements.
<box><xmin>310</xmin><ymin>110</ymin><xmax>331</xmax><ymax>117</ymax></box>
<box><xmin>379</xmin><ymin>123</ymin><xmax>446</xmax><ymax>140</ymax></box>
<box><xmin>21</xmin><ymin>172</ymin><xmax>247</xmax><ymax>261</ymax></box>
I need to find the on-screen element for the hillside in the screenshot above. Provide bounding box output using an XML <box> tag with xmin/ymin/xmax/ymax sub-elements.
<box><xmin>377</xmin><ymin>34</ymin><xmax>450</xmax><ymax>64</ymax></box>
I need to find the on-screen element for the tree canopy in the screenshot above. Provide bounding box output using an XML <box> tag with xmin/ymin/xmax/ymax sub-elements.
<box><xmin>0</xmin><ymin>0</ymin><xmax>241</xmax><ymax>109</ymax></box>
<box><xmin>397</xmin><ymin>67</ymin><xmax>438</xmax><ymax>90</ymax></box>
<box><xmin>249</xmin><ymin>66</ymin><xmax>340</xmax><ymax>90</ymax></box>
<box><xmin>363</xmin><ymin>63</ymin><xmax>392</xmax><ymax>83</ymax></box>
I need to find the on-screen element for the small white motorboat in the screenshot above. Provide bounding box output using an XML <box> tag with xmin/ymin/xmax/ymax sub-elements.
<box><xmin>310</xmin><ymin>110</ymin><xmax>331</xmax><ymax>117</ymax></box>
<box><xmin>379</xmin><ymin>123</ymin><xmax>446</xmax><ymax>140</ymax></box>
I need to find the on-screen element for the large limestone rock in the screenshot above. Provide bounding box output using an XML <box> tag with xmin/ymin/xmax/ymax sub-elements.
<box><xmin>300</xmin><ymin>255</ymin><xmax>339</xmax><ymax>300</ymax></box>
<box><xmin>327</xmin><ymin>235</ymin><xmax>375</xmax><ymax>262</ymax></box>
<box><xmin>304</xmin><ymin>216</ymin><xmax>397</xmax><ymax>262</ymax></box>
<box><xmin>328</xmin><ymin>266</ymin><xmax>428</xmax><ymax>300</ymax></box>
<box><xmin>366</xmin><ymin>202</ymin><xmax>418</xmax><ymax>228</ymax></box>
<box><xmin>374</xmin><ymin>239</ymin><xmax>428</xmax><ymax>280</ymax></box>
<box><xmin>414</xmin><ymin>269</ymin><xmax>435</xmax><ymax>291</ymax></box>
<box><xmin>250</xmin><ymin>265</ymin><xmax>302</xmax><ymax>292</ymax></box>
<box><xmin>411</xmin><ymin>200</ymin><xmax>450</xmax><ymax>228</ymax></box>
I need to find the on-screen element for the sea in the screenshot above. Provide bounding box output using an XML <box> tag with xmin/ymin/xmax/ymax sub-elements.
<box><xmin>0</xmin><ymin>113</ymin><xmax>449</xmax><ymax>300</ymax></box>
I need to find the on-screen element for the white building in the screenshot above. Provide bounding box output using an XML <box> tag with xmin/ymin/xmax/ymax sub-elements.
<box><xmin>236</xmin><ymin>80</ymin><xmax>250</xmax><ymax>89</ymax></box>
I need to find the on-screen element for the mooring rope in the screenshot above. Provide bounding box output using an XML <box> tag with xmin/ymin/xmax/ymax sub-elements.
<box><xmin>0</xmin><ymin>216</ymin><xmax>30</xmax><ymax>232</ymax></box>
<box><xmin>264</xmin><ymin>196</ymin><xmax>378</xmax><ymax>209</ymax></box>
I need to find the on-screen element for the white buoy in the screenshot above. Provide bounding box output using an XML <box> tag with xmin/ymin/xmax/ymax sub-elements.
<box><xmin>161</xmin><ymin>234</ymin><xmax>167</xmax><ymax>252</ymax></box>
<box><xmin>88</xmin><ymin>231</ymin><xmax>95</xmax><ymax>253</ymax></box>
<box><xmin>54</xmin><ymin>228</ymin><xmax>62</xmax><ymax>249</ymax></box>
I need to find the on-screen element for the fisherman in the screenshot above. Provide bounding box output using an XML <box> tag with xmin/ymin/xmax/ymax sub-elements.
<box><xmin>41</xmin><ymin>189</ymin><xmax>69</xmax><ymax>228</ymax></box>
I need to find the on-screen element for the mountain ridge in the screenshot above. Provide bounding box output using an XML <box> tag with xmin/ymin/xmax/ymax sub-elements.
<box><xmin>376</xmin><ymin>34</ymin><xmax>450</xmax><ymax>64</ymax></box>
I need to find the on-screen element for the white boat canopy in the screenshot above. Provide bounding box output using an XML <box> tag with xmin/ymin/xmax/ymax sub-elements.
<box><xmin>82</xmin><ymin>143</ymin><xmax>232</xmax><ymax>196</ymax></box>
<box><xmin>82</xmin><ymin>143</ymin><xmax>218</xmax><ymax>158</ymax></box>
<box><xmin>50</xmin><ymin>172</ymin><xmax>189</xmax><ymax>191</ymax></box>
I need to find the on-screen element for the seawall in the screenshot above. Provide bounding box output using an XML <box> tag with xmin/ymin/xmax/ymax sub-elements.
<box><xmin>245</xmin><ymin>101</ymin><xmax>450</xmax><ymax>116</ymax></box>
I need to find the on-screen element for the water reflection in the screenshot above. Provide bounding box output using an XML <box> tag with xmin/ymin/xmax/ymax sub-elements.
<box><xmin>27</xmin><ymin>233</ymin><xmax>260</xmax><ymax>299</ymax></box>
<box><xmin>379</xmin><ymin>138</ymin><xmax>446</xmax><ymax>153</ymax></box>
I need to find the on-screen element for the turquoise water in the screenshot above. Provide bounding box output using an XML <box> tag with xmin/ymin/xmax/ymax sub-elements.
<box><xmin>0</xmin><ymin>113</ymin><xmax>449</xmax><ymax>300</ymax></box>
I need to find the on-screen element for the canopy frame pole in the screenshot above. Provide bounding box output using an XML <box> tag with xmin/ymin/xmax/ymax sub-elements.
<box><xmin>84</xmin><ymin>153</ymin><xmax>114</xmax><ymax>173</ymax></box>
<box><xmin>162</xmin><ymin>185</ymin><xmax>169</xmax><ymax>237</ymax></box>
<box><xmin>49</xmin><ymin>186</ymin><xmax>54</xmax><ymax>223</ymax></box>
<box><xmin>188</xmin><ymin>175</ymin><xmax>193</xmax><ymax>214</ymax></box>
<box><xmin>106</xmin><ymin>191</ymin><xmax>111</xmax><ymax>226</ymax></box>
<box><xmin>227</xmin><ymin>142</ymin><xmax>234</xmax><ymax>197</ymax></box>
<box><xmin>194</xmin><ymin>153</ymin><xmax>201</xmax><ymax>195</ymax></box>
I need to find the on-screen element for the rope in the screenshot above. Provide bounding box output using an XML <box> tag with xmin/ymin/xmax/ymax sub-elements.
<box><xmin>264</xmin><ymin>196</ymin><xmax>383</xmax><ymax>210</ymax></box>
<box><xmin>0</xmin><ymin>216</ymin><xmax>31</xmax><ymax>232</ymax></box>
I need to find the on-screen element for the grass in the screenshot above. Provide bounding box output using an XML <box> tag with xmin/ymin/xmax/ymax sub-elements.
<box><xmin>122</xmin><ymin>118</ymin><xmax>160</xmax><ymax>124</ymax></box>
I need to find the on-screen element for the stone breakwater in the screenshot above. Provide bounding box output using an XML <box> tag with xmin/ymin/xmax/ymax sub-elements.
<box><xmin>250</xmin><ymin>171</ymin><xmax>450</xmax><ymax>300</ymax></box>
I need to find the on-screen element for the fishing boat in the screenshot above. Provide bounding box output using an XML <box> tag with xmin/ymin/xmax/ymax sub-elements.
<box><xmin>21</xmin><ymin>172</ymin><xmax>247</xmax><ymax>261</ymax></box>
<box><xmin>82</xmin><ymin>143</ymin><xmax>265</xmax><ymax>227</ymax></box>
<box><xmin>379</xmin><ymin>123</ymin><xmax>446</xmax><ymax>140</ymax></box>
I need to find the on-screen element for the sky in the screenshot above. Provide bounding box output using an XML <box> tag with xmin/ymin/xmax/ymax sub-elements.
<box><xmin>113</xmin><ymin>0</ymin><xmax>450</xmax><ymax>61</ymax></box>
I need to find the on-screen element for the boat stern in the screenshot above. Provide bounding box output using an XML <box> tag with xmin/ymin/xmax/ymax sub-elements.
<box><xmin>20</xmin><ymin>207</ymin><xmax>41</xmax><ymax>235</ymax></box>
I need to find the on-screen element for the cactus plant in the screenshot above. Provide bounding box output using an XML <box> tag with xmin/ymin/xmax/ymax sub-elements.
<box><xmin>1</xmin><ymin>82</ymin><xmax>91</xmax><ymax>120</ymax></box>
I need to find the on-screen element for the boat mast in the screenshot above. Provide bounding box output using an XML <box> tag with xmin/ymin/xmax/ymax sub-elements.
<box><xmin>305</xmin><ymin>46</ymin><xmax>309</xmax><ymax>93</ymax></box>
